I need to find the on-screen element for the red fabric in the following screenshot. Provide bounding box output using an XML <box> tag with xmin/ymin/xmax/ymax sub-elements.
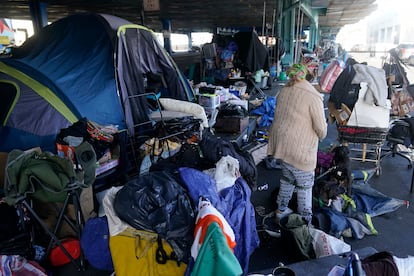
<box><xmin>338</xmin><ymin>126</ymin><xmax>370</xmax><ymax>135</ymax></box>
<box><xmin>319</xmin><ymin>60</ymin><xmax>342</xmax><ymax>93</ymax></box>
<box><xmin>49</xmin><ymin>238</ymin><xmax>81</xmax><ymax>267</ymax></box>
<box><xmin>195</xmin><ymin>214</ymin><xmax>236</xmax><ymax>251</ymax></box>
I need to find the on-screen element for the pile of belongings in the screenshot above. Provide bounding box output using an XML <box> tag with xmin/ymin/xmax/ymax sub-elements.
<box><xmin>80</xmin><ymin>126</ymin><xmax>261</xmax><ymax>275</ymax></box>
<box><xmin>327</xmin><ymin>58</ymin><xmax>390</xmax><ymax>128</ymax></box>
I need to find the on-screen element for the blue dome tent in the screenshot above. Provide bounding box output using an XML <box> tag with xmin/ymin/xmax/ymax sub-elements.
<box><xmin>0</xmin><ymin>13</ymin><xmax>194</xmax><ymax>152</ymax></box>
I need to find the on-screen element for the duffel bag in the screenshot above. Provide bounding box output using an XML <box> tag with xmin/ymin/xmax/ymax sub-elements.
<box><xmin>109</xmin><ymin>228</ymin><xmax>187</xmax><ymax>276</ymax></box>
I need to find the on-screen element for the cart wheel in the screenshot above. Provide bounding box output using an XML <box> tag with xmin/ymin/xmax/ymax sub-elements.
<box><xmin>375</xmin><ymin>167</ymin><xmax>381</xmax><ymax>176</ymax></box>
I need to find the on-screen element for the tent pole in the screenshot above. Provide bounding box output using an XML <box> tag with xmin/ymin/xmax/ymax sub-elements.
<box><xmin>140</xmin><ymin>2</ymin><xmax>145</xmax><ymax>25</ymax></box>
<box><xmin>294</xmin><ymin>7</ymin><xmax>299</xmax><ymax>63</ymax></box>
<box><xmin>299</xmin><ymin>8</ymin><xmax>304</xmax><ymax>61</ymax></box>
<box><xmin>262</xmin><ymin>1</ymin><xmax>266</xmax><ymax>41</ymax></box>
<box><xmin>276</xmin><ymin>0</ymin><xmax>283</xmax><ymax>75</ymax></box>
<box><xmin>294</xmin><ymin>1</ymin><xmax>302</xmax><ymax>63</ymax></box>
<box><xmin>271</xmin><ymin>8</ymin><xmax>276</xmax><ymax>64</ymax></box>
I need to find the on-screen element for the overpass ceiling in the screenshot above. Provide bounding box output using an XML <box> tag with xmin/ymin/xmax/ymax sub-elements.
<box><xmin>0</xmin><ymin>0</ymin><xmax>377</xmax><ymax>36</ymax></box>
<box><xmin>312</xmin><ymin>0</ymin><xmax>377</xmax><ymax>38</ymax></box>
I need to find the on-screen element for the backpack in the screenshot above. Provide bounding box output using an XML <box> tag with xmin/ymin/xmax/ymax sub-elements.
<box><xmin>80</xmin><ymin>216</ymin><xmax>114</xmax><ymax>271</ymax></box>
<box><xmin>329</xmin><ymin>64</ymin><xmax>360</xmax><ymax>110</ymax></box>
<box><xmin>110</xmin><ymin>228</ymin><xmax>187</xmax><ymax>276</ymax></box>
<box><xmin>113</xmin><ymin>171</ymin><xmax>195</xmax><ymax>263</ymax></box>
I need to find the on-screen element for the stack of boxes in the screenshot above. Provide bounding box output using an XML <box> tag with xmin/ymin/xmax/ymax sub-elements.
<box><xmin>197</xmin><ymin>85</ymin><xmax>250</xmax><ymax>134</ymax></box>
<box><xmin>198</xmin><ymin>93</ymin><xmax>221</xmax><ymax>115</ymax></box>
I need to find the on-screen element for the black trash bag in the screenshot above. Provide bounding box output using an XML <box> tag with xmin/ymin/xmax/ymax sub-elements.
<box><xmin>199</xmin><ymin>129</ymin><xmax>257</xmax><ymax>190</ymax></box>
<box><xmin>150</xmin><ymin>143</ymin><xmax>209</xmax><ymax>173</ymax></box>
<box><xmin>218</xmin><ymin>102</ymin><xmax>248</xmax><ymax>118</ymax></box>
<box><xmin>113</xmin><ymin>171</ymin><xmax>195</xmax><ymax>263</ymax></box>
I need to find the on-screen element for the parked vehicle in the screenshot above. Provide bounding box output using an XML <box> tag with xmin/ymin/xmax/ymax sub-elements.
<box><xmin>396</xmin><ymin>43</ymin><xmax>414</xmax><ymax>65</ymax></box>
<box><xmin>350</xmin><ymin>44</ymin><xmax>366</xmax><ymax>52</ymax></box>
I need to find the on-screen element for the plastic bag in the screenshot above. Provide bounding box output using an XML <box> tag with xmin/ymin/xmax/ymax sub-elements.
<box><xmin>309</xmin><ymin>227</ymin><xmax>351</xmax><ymax>258</ymax></box>
<box><xmin>214</xmin><ymin>156</ymin><xmax>241</xmax><ymax>192</ymax></box>
<box><xmin>347</xmin><ymin>83</ymin><xmax>390</xmax><ymax>128</ymax></box>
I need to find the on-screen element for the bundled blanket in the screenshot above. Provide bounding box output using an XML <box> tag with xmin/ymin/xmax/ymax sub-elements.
<box><xmin>351</xmin><ymin>64</ymin><xmax>388</xmax><ymax>107</ymax></box>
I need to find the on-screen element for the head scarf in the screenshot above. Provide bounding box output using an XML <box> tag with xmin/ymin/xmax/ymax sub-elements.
<box><xmin>287</xmin><ymin>63</ymin><xmax>308</xmax><ymax>82</ymax></box>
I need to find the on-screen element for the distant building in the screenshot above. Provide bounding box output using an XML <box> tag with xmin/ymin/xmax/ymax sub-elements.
<box><xmin>367</xmin><ymin>4</ymin><xmax>414</xmax><ymax>54</ymax></box>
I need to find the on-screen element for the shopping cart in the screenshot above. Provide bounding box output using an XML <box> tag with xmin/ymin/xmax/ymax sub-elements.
<box><xmin>337</xmin><ymin>125</ymin><xmax>389</xmax><ymax>176</ymax></box>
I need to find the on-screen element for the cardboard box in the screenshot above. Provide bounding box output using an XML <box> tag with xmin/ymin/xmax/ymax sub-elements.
<box><xmin>214</xmin><ymin>116</ymin><xmax>249</xmax><ymax>133</ymax></box>
<box><xmin>96</xmin><ymin>144</ymin><xmax>120</xmax><ymax>176</ymax></box>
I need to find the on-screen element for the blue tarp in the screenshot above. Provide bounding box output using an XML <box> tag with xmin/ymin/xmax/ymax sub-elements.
<box><xmin>250</xmin><ymin>96</ymin><xmax>276</xmax><ymax>127</ymax></box>
<box><xmin>178</xmin><ymin>167</ymin><xmax>260</xmax><ymax>274</ymax></box>
<box><xmin>315</xmin><ymin>181</ymin><xmax>406</xmax><ymax>239</ymax></box>
<box><xmin>352</xmin><ymin>182</ymin><xmax>407</xmax><ymax>217</ymax></box>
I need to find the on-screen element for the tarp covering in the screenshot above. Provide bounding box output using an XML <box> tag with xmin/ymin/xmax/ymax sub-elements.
<box><xmin>314</xmin><ymin>182</ymin><xmax>406</xmax><ymax>239</ymax></box>
<box><xmin>234</xmin><ymin>31</ymin><xmax>269</xmax><ymax>73</ymax></box>
<box><xmin>178</xmin><ymin>167</ymin><xmax>260</xmax><ymax>274</ymax></box>
<box><xmin>116</xmin><ymin>25</ymin><xmax>195</xmax><ymax>135</ymax></box>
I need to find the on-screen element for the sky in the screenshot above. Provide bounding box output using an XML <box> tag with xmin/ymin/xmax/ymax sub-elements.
<box><xmin>336</xmin><ymin>0</ymin><xmax>414</xmax><ymax>50</ymax></box>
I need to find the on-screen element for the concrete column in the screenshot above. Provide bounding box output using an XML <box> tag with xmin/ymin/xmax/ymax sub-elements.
<box><xmin>161</xmin><ymin>18</ymin><xmax>172</xmax><ymax>54</ymax></box>
<box><xmin>29</xmin><ymin>0</ymin><xmax>48</xmax><ymax>34</ymax></box>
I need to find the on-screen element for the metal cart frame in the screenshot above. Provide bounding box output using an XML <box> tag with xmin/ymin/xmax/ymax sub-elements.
<box><xmin>337</xmin><ymin>126</ymin><xmax>388</xmax><ymax>176</ymax></box>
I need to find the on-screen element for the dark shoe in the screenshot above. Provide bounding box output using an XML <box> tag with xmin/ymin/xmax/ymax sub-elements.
<box><xmin>262</xmin><ymin>212</ymin><xmax>282</xmax><ymax>238</ymax></box>
<box><xmin>275</xmin><ymin>207</ymin><xmax>293</xmax><ymax>224</ymax></box>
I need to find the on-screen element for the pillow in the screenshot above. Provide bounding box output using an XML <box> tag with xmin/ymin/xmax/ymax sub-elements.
<box><xmin>159</xmin><ymin>98</ymin><xmax>209</xmax><ymax>127</ymax></box>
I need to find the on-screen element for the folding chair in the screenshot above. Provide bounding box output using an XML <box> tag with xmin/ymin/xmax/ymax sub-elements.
<box><xmin>247</xmin><ymin>76</ymin><xmax>267</xmax><ymax>99</ymax></box>
<box><xmin>4</xmin><ymin>144</ymin><xmax>96</xmax><ymax>271</ymax></box>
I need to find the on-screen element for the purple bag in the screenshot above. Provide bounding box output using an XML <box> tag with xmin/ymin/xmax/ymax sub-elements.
<box><xmin>317</xmin><ymin>151</ymin><xmax>334</xmax><ymax>168</ymax></box>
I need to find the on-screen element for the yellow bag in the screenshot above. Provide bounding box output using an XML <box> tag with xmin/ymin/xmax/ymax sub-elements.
<box><xmin>109</xmin><ymin>228</ymin><xmax>187</xmax><ymax>276</ymax></box>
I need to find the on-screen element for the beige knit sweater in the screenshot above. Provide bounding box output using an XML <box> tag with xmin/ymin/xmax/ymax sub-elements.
<box><xmin>267</xmin><ymin>80</ymin><xmax>327</xmax><ymax>171</ymax></box>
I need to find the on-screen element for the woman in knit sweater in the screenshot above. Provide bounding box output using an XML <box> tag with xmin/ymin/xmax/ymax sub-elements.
<box><xmin>267</xmin><ymin>63</ymin><xmax>327</xmax><ymax>223</ymax></box>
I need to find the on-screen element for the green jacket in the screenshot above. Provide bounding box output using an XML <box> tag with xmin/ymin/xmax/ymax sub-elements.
<box><xmin>283</xmin><ymin>214</ymin><xmax>315</xmax><ymax>260</ymax></box>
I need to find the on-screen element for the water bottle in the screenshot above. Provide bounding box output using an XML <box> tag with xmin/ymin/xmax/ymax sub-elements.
<box><xmin>344</xmin><ymin>252</ymin><xmax>366</xmax><ymax>276</ymax></box>
<box><xmin>270</xmin><ymin>64</ymin><xmax>277</xmax><ymax>78</ymax></box>
<box><xmin>351</xmin><ymin>253</ymin><xmax>365</xmax><ymax>276</ymax></box>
